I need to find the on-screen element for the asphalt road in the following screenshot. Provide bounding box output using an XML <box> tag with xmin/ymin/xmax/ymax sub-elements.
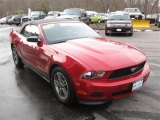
<box><xmin>0</xmin><ymin>25</ymin><xmax>160</xmax><ymax>120</ymax></box>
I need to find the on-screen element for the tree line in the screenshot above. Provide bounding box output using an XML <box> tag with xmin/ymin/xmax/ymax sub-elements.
<box><xmin>0</xmin><ymin>0</ymin><xmax>159</xmax><ymax>17</ymax></box>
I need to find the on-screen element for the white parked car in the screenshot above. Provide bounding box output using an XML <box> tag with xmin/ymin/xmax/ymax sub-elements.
<box><xmin>48</xmin><ymin>11</ymin><xmax>60</xmax><ymax>16</ymax></box>
<box><xmin>0</xmin><ymin>17</ymin><xmax>7</xmax><ymax>24</ymax></box>
<box><xmin>124</xmin><ymin>8</ymin><xmax>145</xmax><ymax>20</ymax></box>
<box><xmin>86</xmin><ymin>11</ymin><xmax>98</xmax><ymax>16</ymax></box>
<box><xmin>99</xmin><ymin>13</ymin><xmax>109</xmax><ymax>22</ymax></box>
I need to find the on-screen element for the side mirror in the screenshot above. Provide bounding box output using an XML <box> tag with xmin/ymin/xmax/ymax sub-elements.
<box><xmin>27</xmin><ymin>36</ymin><xmax>40</xmax><ymax>42</ymax></box>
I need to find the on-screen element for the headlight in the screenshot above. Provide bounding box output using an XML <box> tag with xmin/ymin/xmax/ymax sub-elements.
<box><xmin>82</xmin><ymin>71</ymin><xmax>105</xmax><ymax>80</ymax></box>
<box><xmin>126</xmin><ymin>24</ymin><xmax>132</xmax><ymax>27</ymax></box>
<box><xmin>107</xmin><ymin>23</ymin><xmax>112</xmax><ymax>27</ymax></box>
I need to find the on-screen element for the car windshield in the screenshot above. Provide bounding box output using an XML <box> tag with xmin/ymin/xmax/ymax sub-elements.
<box><xmin>108</xmin><ymin>14</ymin><xmax>130</xmax><ymax>20</ymax></box>
<box><xmin>124</xmin><ymin>8</ymin><xmax>141</xmax><ymax>13</ymax></box>
<box><xmin>31</xmin><ymin>11</ymin><xmax>40</xmax><ymax>16</ymax></box>
<box><xmin>42</xmin><ymin>22</ymin><xmax>100</xmax><ymax>44</ymax></box>
<box><xmin>63</xmin><ymin>9</ymin><xmax>81</xmax><ymax>16</ymax></box>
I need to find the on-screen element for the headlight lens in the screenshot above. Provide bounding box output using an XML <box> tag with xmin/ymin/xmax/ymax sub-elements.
<box><xmin>107</xmin><ymin>23</ymin><xmax>112</xmax><ymax>27</ymax></box>
<box><xmin>82</xmin><ymin>71</ymin><xmax>105</xmax><ymax>80</ymax></box>
<box><xmin>126</xmin><ymin>24</ymin><xmax>132</xmax><ymax>27</ymax></box>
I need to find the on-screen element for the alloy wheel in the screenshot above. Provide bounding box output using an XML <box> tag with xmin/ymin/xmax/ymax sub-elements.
<box><xmin>53</xmin><ymin>72</ymin><xmax>69</xmax><ymax>101</ymax></box>
<box><xmin>12</xmin><ymin>47</ymin><xmax>19</xmax><ymax>65</ymax></box>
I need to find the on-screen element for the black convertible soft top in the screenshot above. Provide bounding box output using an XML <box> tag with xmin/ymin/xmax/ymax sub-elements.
<box><xmin>24</xmin><ymin>18</ymin><xmax>79</xmax><ymax>26</ymax></box>
<box><xmin>19</xmin><ymin>18</ymin><xmax>80</xmax><ymax>33</ymax></box>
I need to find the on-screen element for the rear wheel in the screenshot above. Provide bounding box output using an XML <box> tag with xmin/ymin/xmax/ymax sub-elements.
<box><xmin>51</xmin><ymin>67</ymin><xmax>75</xmax><ymax>105</ymax></box>
<box><xmin>11</xmin><ymin>46</ymin><xmax>24</xmax><ymax>68</ymax></box>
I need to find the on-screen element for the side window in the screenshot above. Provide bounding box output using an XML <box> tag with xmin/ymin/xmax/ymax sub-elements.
<box><xmin>21</xmin><ymin>25</ymin><xmax>40</xmax><ymax>38</ymax></box>
<box><xmin>30</xmin><ymin>25</ymin><xmax>40</xmax><ymax>37</ymax></box>
<box><xmin>21</xmin><ymin>25</ymin><xmax>32</xmax><ymax>37</ymax></box>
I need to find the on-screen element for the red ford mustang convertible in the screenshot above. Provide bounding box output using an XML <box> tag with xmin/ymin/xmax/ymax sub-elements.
<box><xmin>10</xmin><ymin>19</ymin><xmax>150</xmax><ymax>105</ymax></box>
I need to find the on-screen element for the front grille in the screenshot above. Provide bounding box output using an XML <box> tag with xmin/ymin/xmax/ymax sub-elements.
<box><xmin>22</xmin><ymin>18</ymin><xmax>29</xmax><ymax>21</ymax></box>
<box><xmin>109</xmin><ymin>61</ymin><xmax>146</xmax><ymax>80</ymax></box>
<box><xmin>109</xmin><ymin>28</ymin><xmax>131</xmax><ymax>32</ymax></box>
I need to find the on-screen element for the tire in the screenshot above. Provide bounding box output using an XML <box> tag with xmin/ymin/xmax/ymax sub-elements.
<box><xmin>155</xmin><ymin>23</ymin><xmax>157</xmax><ymax>26</ymax></box>
<box><xmin>105</xmin><ymin>33</ymin><xmax>109</xmax><ymax>36</ymax></box>
<box><xmin>129</xmin><ymin>33</ymin><xmax>133</xmax><ymax>36</ymax></box>
<box><xmin>11</xmin><ymin>46</ymin><xmax>24</xmax><ymax>68</ymax></box>
<box><xmin>158</xmin><ymin>23</ymin><xmax>160</xmax><ymax>28</ymax></box>
<box><xmin>51</xmin><ymin>67</ymin><xmax>75</xmax><ymax>105</ymax></box>
<box><xmin>89</xmin><ymin>19</ymin><xmax>92</xmax><ymax>24</ymax></box>
<box><xmin>105</xmin><ymin>29</ymin><xmax>109</xmax><ymax>36</ymax></box>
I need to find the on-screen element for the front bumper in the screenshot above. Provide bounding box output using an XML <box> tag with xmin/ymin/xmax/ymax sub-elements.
<box><xmin>75</xmin><ymin>63</ymin><xmax>150</xmax><ymax>103</ymax></box>
<box><xmin>106</xmin><ymin>27</ymin><xmax>133</xmax><ymax>34</ymax></box>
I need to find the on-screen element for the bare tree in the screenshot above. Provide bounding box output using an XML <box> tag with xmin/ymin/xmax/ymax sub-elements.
<box><xmin>0</xmin><ymin>0</ymin><xmax>159</xmax><ymax>17</ymax></box>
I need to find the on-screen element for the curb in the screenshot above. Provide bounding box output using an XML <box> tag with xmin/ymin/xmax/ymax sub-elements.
<box><xmin>133</xmin><ymin>29</ymin><xmax>160</xmax><ymax>32</ymax></box>
<box><xmin>93</xmin><ymin>28</ymin><xmax>160</xmax><ymax>32</ymax></box>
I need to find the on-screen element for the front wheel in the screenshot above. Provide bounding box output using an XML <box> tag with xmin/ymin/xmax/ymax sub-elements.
<box><xmin>105</xmin><ymin>30</ymin><xmax>109</xmax><ymax>36</ymax></box>
<box><xmin>158</xmin><ymin>23</ymin><xmax>160</xmax><ymax>28</ymax></box>
<box><xmin>11</xmin><ymin>46</ymin><xmax>24</xmax><ymax>68</ymax></box>
<box><xmin>51</xmin><ymin>67</ymin><xmax>75</xmax><ymax>105</ymax></box>
<box><xmin>128</xmin><ymin>33</ymin><xmax>133</xmax><ymax>36</ymax></box>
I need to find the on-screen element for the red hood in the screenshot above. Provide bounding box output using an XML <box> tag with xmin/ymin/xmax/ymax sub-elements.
<box><xmin>49</xmin><ymin>37</ymin><xmax>146</xmax><ymax>70</ymax></box>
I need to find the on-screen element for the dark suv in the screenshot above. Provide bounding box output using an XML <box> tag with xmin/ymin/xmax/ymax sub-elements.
<box><xmin>105</xmin><ymin>12</ymin><xmax>133</xmax><ymax>36</ymax></box>
<box><xmin>21</xmin><ymin>11</ymin><xmax>46</xmax><ymax>24</ymax></box>
<box><xmin>58</xmin><ymin>8</ymin><xmax>89</xmax><ymax>25</ymax></box>
<box><xmin>12</xmin><ymin>14</ymin><xmax>26</xmax><ymax>26</ymax></box>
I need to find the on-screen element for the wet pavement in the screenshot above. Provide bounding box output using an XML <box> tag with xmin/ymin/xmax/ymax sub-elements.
<box><xmin>0</xmin><ymin>25</ymin><xmax>160</xmax><ymax>120</ymax></box>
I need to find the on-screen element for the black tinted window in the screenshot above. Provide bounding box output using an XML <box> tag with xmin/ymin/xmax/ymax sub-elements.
<box><xmin>108</xmin><ymin>14</ymin><xmax>130</xmax><ymax>20</ymax></box>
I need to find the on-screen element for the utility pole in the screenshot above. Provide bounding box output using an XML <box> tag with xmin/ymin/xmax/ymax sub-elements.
<box><xmin>144</xmin><ymin>0</ymin><xmax>148</xmax><ymax>19</ymax></box>
<box><xmin>156</xmin><ymin>0</ymin><xmax>159</xmax><ymax>14</ymax></box>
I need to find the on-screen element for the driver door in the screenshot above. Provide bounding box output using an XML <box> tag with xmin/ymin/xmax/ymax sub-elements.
<box><xmin>20</xmin><ymin>25</ymin><xmax>48</xmax><ymax>76</ymax></box>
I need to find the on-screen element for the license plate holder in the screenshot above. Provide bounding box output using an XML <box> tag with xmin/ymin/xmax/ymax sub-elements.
<box><xmin>132</xmin><ymin>79</ymin><xmax>143</xmax><ymax>91</ymax></box>
<box><xmin>117</xmin><ymin>29</ymin><xmax>122</xmax><ymax>32</ymax></box>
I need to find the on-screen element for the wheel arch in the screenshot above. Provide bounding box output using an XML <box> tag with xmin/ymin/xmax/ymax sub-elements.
<box><xmin>49</xmin><ymin>64</ymin><xmax>60</xmax><ymax>80</ymax></box>
<box><xmin>49</xmin><ymin>63</ymin><xmax>73</xmax><ymax>83</ymax></box>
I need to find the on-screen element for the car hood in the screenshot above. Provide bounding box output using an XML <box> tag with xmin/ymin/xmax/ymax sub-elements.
<box><xmin>129</xmin><ymin>13</ymin><xmax>142</xmax><ymax>15</ymax></box>
<box><xmin>107</xmin><ymin>20</ymin><xmax>131</xmax><ymax>24</ymax></box>
<box><xmin>49</xmin><ymin>37</ymin><xmax>146</xmax><ymax>70</ymax></box>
